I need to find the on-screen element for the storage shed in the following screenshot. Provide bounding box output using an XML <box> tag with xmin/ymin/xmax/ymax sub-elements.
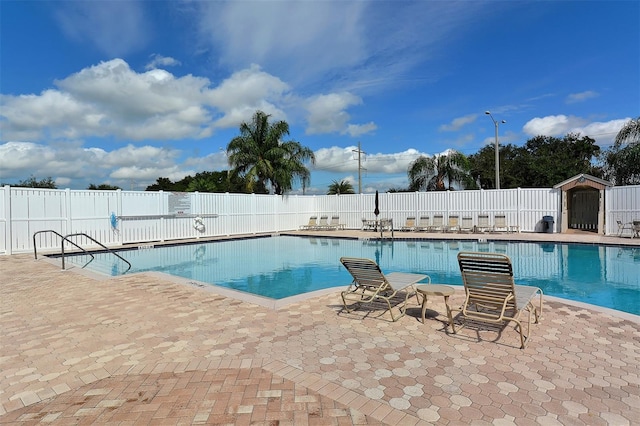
<box><xmin>553</xmin><ymin>174</ymin><xmax>613</xmax><ymax>234</ymax></box>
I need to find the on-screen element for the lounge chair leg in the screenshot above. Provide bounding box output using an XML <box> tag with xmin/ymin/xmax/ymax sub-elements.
<box><xmin>444</xmin><ymin>295</ymin><xmax>455</xmax><ymax>333</ymax></box>
<box><xmin>514</xmin><ymin>318</ymin><xmax>526</xmax><ymax>349</ymax></box>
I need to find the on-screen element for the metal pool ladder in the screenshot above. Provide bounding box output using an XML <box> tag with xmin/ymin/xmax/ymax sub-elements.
<box><xmin>33</xmin><ymin>230</ymin><xmax>131</xmax><ymax>273</ymax></box>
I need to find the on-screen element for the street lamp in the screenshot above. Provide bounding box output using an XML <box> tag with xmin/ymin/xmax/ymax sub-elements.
<box><xmin>485</xmin><ymin>111</ymin><xmax>506</xmax><ymax>190</ymax></box>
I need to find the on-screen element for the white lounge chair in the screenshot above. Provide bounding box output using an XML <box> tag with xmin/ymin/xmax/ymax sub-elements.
<box><xmin>317</xmin><ymin>215</ymin><xmax>332</xmax><ymax>230</ymax></box>
<box><xmin>476</xmin><ymin>214</ymin><xmax>493</xmax><ymax>233</ymax></box>
<box><xmin>340</xmin><ymin>257</ymin><xmax>428</xmax><ymax>322</ymax></box>
<box><xmin>329</xmin><ymin>216</ymin><xmax>345</xmax><ymax>230</ymax></box>
<box><xmin>299</xmin><ymin>216</ymin><xmax>318</xmax><ymax>230</ymax></box>
<box><xmin>400</xmin><ymin>217</ymin><xmax>416</xmax><ymax>231</ymax></box>
<box><xmin>416</xmin><ymin>215</ymin><xmax>431</xmax><ymax>231</ymax></box>
<box><xmin>430</xmin><ymin>214</ymin><xmax>444</xmax><ymax>232</ymax></box>
<box><xmin>453</xmin><ymin>252</ymin><xmax>543</xmax><ymax>349</ymax></box>
<box><xmin>493</xmin><ymin>214</ymin><xmax>508</xmax><ymax>232</ymax></box>
<box><xmin>495</xmin><ymin>215</ymin><xmax>520</xmax><ymax>233</ymax></box>
<box><xmin>459</xmin><ymin>216</ymin><xmax>474</xmax><ymax>233</ymax></box>
<box><xmin>444</xmin><ymin>215</ymin><xmax>459</xmax><ymax>233</ymax></box>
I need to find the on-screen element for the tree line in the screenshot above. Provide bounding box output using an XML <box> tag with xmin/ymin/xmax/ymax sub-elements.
<box><xmin>7</xmin><ymin>114</ymin><xmax>639</xmax><ymax>193</ymax></box>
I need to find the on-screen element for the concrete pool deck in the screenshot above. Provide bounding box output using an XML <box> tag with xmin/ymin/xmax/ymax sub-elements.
<box><xmin>1</xmin><ymin>230</ymin><xmax>639</xmax><ymax>425</ymax></box>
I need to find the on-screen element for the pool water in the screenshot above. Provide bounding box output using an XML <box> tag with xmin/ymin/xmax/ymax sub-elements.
<box><xmin>65</xmin><ymin>236</ymin><xmax>640</xmax><ymax>315</ymax></box>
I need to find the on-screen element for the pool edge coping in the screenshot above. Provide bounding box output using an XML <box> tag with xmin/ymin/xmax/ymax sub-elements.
<box><xmin>41</xmin><ymin>254</ymin><xmax>640</xmax><ymax>324</ymax></box>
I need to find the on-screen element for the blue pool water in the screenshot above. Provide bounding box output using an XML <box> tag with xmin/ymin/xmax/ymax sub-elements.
<box><xmin>65</xmin><ymin>236</ymin><xmax>640</xmax><ymax>315</ymax></box>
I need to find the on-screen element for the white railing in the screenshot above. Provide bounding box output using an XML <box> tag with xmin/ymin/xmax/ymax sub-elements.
<box><xmin>1</xmin><ymin>185</ymin><xmax>638</xmax><ymax>254</ymax></box>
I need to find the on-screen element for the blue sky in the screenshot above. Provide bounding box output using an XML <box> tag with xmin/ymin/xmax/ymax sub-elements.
<box><xmin>1</xmin><ymin>1</ymin><xmax>638</xmax><ymax>194</ymax></box>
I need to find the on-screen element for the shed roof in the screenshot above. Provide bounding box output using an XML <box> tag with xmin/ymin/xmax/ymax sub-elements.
<box><xmin>553</xmin><ymin>173</ymin><xmax>613</xmax><ymax>190</ymax></box>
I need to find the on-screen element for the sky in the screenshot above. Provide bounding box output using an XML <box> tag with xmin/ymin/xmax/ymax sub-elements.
<box><xmin>1</xmin><ymin>1</ymin><xmax>638</xmax><ymax>194</ymax></box>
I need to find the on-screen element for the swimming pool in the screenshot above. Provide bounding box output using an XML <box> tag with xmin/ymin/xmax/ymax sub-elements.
<box><xmin>64</xmin><ymin>236</ymin><xmax>640</xmax><ymax>315</ymax></box>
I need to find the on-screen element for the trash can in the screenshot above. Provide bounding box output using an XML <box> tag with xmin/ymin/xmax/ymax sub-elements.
<box><xmin>542</xmin><ymin>215</ymin><xmax>554</xmax><ymax>233</ymax></box>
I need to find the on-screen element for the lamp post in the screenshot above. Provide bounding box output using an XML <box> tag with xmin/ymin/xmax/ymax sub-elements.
<box><xmin>485</xmin><ymin>111</ymin><xmax>506</xmax><ymax>190</ymax></box>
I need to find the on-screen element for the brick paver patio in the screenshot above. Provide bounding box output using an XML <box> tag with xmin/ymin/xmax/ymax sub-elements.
<box><xmin>1</xmin><ymin>231</ymin><xmax>639</xmax><ymax>425</ymax></box>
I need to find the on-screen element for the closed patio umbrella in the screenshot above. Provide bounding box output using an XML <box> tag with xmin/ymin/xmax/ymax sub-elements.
<box><xmin>374</xmin><ymin>190</ymin><xmax>380</xmax><ymax>217</ymax></box>
<box><xmin>374</xmin><ymin>190</ymin><xmax>381</xmax><ymax>234</ymax></box>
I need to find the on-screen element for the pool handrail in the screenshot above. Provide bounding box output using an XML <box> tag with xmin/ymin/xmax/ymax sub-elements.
<box><xmin>33</xmin><ymin>230</ymin><xmax>94</xmax><ymax>261</ymax></box>
<box><xmin>61</xmin><ymin>233</ymin><xmax>132</xmax><ymax>273</ymax></box>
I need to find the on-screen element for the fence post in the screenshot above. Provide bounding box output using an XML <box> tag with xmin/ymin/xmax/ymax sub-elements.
<box><xmin>65</xmin><ymin>188</ymin><xmax>72</xmax><ymax>236</ymax></box>
<box><xmin>157</xmin><ymin>190</ymin><xmax>164</xmax><ymax>242</ymax></box>
<box><xmin>517</xmin><ymin>187</ymin><xmax>522</xmax><ymax>232</ymax></box>
<box><xmin>604</xmin><ymin>186</ymin><xmax>611</xmax><ymax>236</ymax></box>
<box><xmin>115</xmin><ymin>189</ymin><xmax>123</xmax><ymax>246</ymax></box>
<box><xmin>251</xmin><ymin>193</ymin><xmax>256</xmax><ymax>234</ymax></box>
<box><xmin>225</xmin><ymin>192</ymin><xmax>230</xmax><ymax>236</ymax></box>
<box><xmin>274</xmin><ymin>194</ymin><xmax>279</xmax><ymax>233</ymax></box>
<box><xmin>3</xmin><ymin>186</ymin><xmax>12</xmax><ymax>255</ymax></box>
<box><xmin>192</xmin><ymin>191</ymin><xmax>198</xmax><ymax>240</ymax></box>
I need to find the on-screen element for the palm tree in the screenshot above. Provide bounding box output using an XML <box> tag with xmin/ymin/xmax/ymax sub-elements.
<box><xmin>603</xmin><ymin>116</ymin><xmax>640</xmax><ymax>185</ymax></box>
<box><xmin>615</xmin><ymin>117</ymin><xmax>640</xmax><ymax>147</ymax></box>
<box><xmin>226</xmin><ymin>111</ymin><xmax>316</xmax><ymax>195</ymax></box>
<box><xmin>408</xmin><ymin>150</ymin><xmax>476</xmax><ymax>191</ymax></box>
<box><xmin>186</xmin><ymin>176</ymin><xmax>217</xmax><ymax>193</ymax></box>
<box><xmin>327</xmin><ymin>180</ymin><xmax>355</xmax><ymax>195</ymax></box>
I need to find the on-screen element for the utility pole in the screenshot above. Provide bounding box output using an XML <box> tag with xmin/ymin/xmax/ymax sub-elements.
<box><xmin>485</xmin><ymin>111</ymin><xmax>506</xmax><ymax>190</ymax></box>
<box><xmin>352</xmin><ymin>142</ymin><xmax>366</xmax><ymax>194</ymax></box>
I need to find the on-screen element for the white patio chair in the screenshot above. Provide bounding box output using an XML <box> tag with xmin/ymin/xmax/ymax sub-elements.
<box><xmin>617</xmin><ymin>220</ymin><xmax>633</xmax><ymax>237</ymax></box>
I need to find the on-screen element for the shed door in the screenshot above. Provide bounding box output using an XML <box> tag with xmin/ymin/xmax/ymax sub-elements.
<box><xmin>569</xmin><ymin>189</ymin><xmax>599</xmax><ymax>232</ymax></box>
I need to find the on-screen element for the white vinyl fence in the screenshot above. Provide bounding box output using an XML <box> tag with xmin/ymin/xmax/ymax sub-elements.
<box><xmin>1</xmin><ymin>185</ymin><xmax>638</xmax><ymax>255</ymax></box>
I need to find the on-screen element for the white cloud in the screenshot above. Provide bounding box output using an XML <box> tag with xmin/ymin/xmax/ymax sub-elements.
<box><xmin>482</xmin><ymin>130</ymin><xmax>516</xmax><ymax>147</ymax></box>
<box><xmin>208</xmin><ymin>65</ymin><xmax>290</xmax><ymax>128</ymax></box>
<box><xmin>0</xmin><ymin>142</ymin><xmax>57</xmax><ymax>171</ymax></box>
<box><xmin>312</xmin><ymin>146</ymin><xmax>360</xmax><ymax>172</ymax></box>
<box><xmin>192</xmin><ymin>1</ymin><xmax>487</xmax><ymax>92</ymax></box>
<box><xmin>0</xmin><ymin>59</ymin><xmax>381</xmax><ymax>190</ymax></box>
<box><xmin>53</xmin><ymin>1</ymin><xmax>150</xmax><ymax>57</ymax></box>
<box><xmin>1</xmin><ymin>59</ymin><xmax>216</xmax><ymax>142</ymax></box>
<box><xmin>313</xmin><ymin>146</ymin><xmax>426</xmax><ymax>174</ymax></box>
<box><xmin>1</xmin><ymin>60</ymin><xmax>309</xmax><ymax>142</ymax></box>
<box><xmin>566</xmin><ymin>90</ymin><xmax>598</xmax><ymax>104</ymax></box>
<box><xmin>92</xmin><ymin>144</ymin><xmax>195</xmax><ymax>186</ymax></box>
<box><xmin>440</xmin><ymin>114</ymin><xmax>478</xmax><ymax>132</ymax></box>
<box><xmin>56</xmin><ymin>59</ymin><xmax>210</xmax><ymax>119</ymax></box>
<box><xmin>1</xmin><ymin>140</ymin><xmax>427</xmax><ymax>191</ymax></box>
<box><xmin>0</xmin><ymin>141</ymin><xmax>196</xmax><ymax>189</ymax></box>
<box><xmin>523</xmin><ymin>115</ymin><xmax>587</xmax><ymax>137</ymax></box>
<box><xmin>523</xmin><ymin>115</ymin><xmax>629</xmax><ymax>147</ymax></box>
<box><xmin>0</xmin><ymin>141</ymin><xmax>110</xmax><ymax>185</ymax></box>
<box><xmin>183</xmin><ymin>151</ymin><xmax>228</xmax><ymax>172</ymax></box>
<box><xmin>346</xmin><ymin>122</ymin><xmax>377</xmax><ymax>137</ymax></box>
<box><xmin>195</xmin><ymin>1</ymin><xmax>367</xmax><ymax>87</ymax></box>
<box><xmin>569</xmin><ymin>119</ymin><xmax>629</xmax><ymax>147</ymax></box>
<box><xmin>298</xmin><ymin>173</ymin><xmax>407</xmax><ymax>195</ymax></box>
<box><xmin>341</xmin><ymin>175</ymin><xmax>357</xmax><ymax>186</ymax></box>
<box><xmin>110</xmin><ymin>165</ymin><xmax>188</xmax><ymax>184</ymax></box>
<box><xmin>0</xmin><ymin>90</ymin><xmax>88</xmax><ymax>140</ymax></box>
<box><xmin>145</xmin><ymin>54</ymin><xmax>181</xmax><ymax>70</ymax></box>
<box><xmin>305</xmin><ymin>92</ymin><xmax>375</xmax><ymax>136</ymax></box>
<box><xmin>102</xmin><ymin>145</ymin><xmax>180</xmax><ymax>168</ymax></box>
